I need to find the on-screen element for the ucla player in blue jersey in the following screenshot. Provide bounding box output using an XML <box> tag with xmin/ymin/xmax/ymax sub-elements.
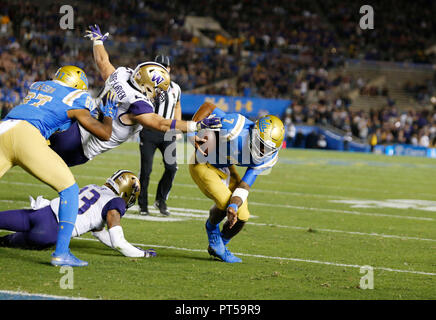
<box><xmin>189</xmin><ymin>102</ymin><xmax>285</xmax><ymax>263</ymax></box>
<box><xmin>0</xmin><ymin>65</ymin><xmax>117</xmax><ymax>267</ymax></box>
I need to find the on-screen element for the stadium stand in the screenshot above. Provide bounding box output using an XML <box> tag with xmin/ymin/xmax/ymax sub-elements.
<box><xmin>1</xmin><ymin>0</ymin><xmax>436</xmax><ymax>147</ymax></box>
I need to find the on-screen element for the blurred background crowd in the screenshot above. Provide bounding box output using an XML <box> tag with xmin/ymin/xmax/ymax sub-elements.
<box><xmin>1</xmin><ymin>0</ymin><xmax>436</xmax><ymax>148</ymax></box>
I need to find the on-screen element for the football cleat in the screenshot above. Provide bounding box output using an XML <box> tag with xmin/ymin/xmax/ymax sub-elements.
<box><xmin>154</xmin><ymin>200</ymin><xmax>170</xmax><ymax>216</ymax></box>
<box><xmin>221</xmin><ymin>236</ymin><xmax>230</xmax><ymax>246</ymax></box>
<box><xmin>139</xmin><ymin>208</ymin><xmax>150</xmax><ymax>216</ymax></box>
<box><xmin>205</xmin><ymin>221</ymin><xmax>225</xmax><ymax>257</ymax></box>
<box><xmin>208</xmin><ymin>246</ymin><xmax>242</xmax><ymax>263</ymax></box>
<box><xmin>51</xmin><ymin>250</ymin><xmax>88</xmax><ymax>267</ymax></box>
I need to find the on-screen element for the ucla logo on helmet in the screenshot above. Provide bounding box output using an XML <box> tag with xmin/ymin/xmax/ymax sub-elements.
<box><xmin>79</xmin><ymin>71</ymin><xmax>88</xmax><ymax>87</ymax></box>
<box><xmin>151</xmin><ymin>72</ymin><xmax>164</xmax><ymax>85</ymax></box>
<box><xmin>258</xmin><ymin>116</ymin><xmax>271</xmax><ymax>133</ymax></box>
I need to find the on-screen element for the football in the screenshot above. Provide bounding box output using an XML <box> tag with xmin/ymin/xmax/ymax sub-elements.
<box><xmin>196</xmin><ymin>129</ymin><xmax>216</xmax><ymax>157</ymax></box>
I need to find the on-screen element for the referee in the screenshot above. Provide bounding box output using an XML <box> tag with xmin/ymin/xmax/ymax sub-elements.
<box><xmin>138</xmin><ymin>55</ymin><xmax>182</xmax><ymax>216</ymax></box>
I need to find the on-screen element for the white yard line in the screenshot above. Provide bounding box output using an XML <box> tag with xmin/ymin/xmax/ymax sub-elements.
<box><xmin>124</xmin><ymin>206</ymin><xmax>436</xmax><ymax>242</ymax></box>
<box><xmin>169</xmin><ymin>194</ymin><xmax>435</xmax><ymax>221</ymax></box>
<box><xmin>74</xmin><ymin>237</ymin><xmax>436</xmax><ymax>277</ymax></box>
<box><xmin>1</xmin><ymin>173</ymin><xmax>353</xmax><ymax>200</ymax></box>
<box><xmin>1</xmin><ymin>199</ymin><xmax>434</xmax><ymax>242</ymax></box>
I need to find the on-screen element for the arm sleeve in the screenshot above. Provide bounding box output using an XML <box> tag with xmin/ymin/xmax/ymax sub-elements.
<box><xmin>127</xmin><ymin>100</ymin><xmax>154</xmax><ymax>115</ymax></box>
<box><xmin>241</xmin><ymin>167</ymin><xmax>260</xmax><ymax>187</ymax></box>
<box><xmin>92</xmin><ymin>229</ymin><xmax>113</xmax><ymax>248</ymax></box>
<box><xmin>241</xmin><ymin>153</ymin><xmax>279</xmax><ymax>187</ymax></box>
<box><xmin>101</xmin><ymin>198</ymin><xmax>127</xmax><ymax>220</ymax></box>
<box><xmin>108</xmin><ymin>225</ymin><xmax>145</xmax><ymax>257</ymax></box>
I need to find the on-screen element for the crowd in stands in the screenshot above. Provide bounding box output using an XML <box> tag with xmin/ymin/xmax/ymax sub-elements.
<box><xmin>1</xmin><ymin>0</ymin><xmax>436</xmax><ymax>148</ymax></box>
<box><xmin>284</xmin><ymin>101</ymin><xmax>436</xmax><ymax>148</ymax></box>
<box><xmin>318</xmin><ymin>0</ymin><xmax>436</xmax><ymax>64</ymax></box>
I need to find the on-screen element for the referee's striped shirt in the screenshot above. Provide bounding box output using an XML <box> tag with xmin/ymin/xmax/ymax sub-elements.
<box><xmin>155</xmin><ymin>81</ymin><xmax>181</xmax><ymax>119</ymax></box>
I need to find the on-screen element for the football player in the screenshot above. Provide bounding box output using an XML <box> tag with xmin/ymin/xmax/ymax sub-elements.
<box><xmin>0</xmin><ymin>170</ymin><xmax>156</xmax><ymax>258</ymax></box>
<box><xmin>48</xmin><ymin>25</ymin><xmax>221</xmax><ymax>167</ymax></box>
<box><xmin>188</xmin><ymin>102</ymin><xmax>285</xmax><ymax>263</ymax></box>
<box><xmin>0</xmin><ymin>66</ymin><xmax>118</xmax><ymax>267</ymax></box>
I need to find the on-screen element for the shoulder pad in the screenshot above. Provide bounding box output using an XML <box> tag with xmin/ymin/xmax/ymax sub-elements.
<box><xmin>220</xmin><ymin>113</ymin><xmax>246</xmax><ymax>141</ymax></box>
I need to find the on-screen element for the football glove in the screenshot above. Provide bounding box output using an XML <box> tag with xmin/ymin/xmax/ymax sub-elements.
<box><xmin>84</xmin><ymin>24</ymin><xmax>109</xmax><ymax>44</ymax></box>
<box><xmin>139</xmin><ymin>248</ymin><xmax>157</xmax><ymax>258</ymax></box>
<box><xmin>196</xmin><ymin>116</ymin><xmax>222</xmax><ymax>131</ymax></box>
<box><xmin>100</xmin><ymin>91</ymin><xmax>118</xmax><ymax>120</ymax></box>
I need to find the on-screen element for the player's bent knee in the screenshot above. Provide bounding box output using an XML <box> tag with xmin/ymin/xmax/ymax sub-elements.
<box><xmin>58</xmin><ymin>182</ymin><xmax>79</xmax><ymax>199</ymax></box>
<box><xmin>215</xmin><ymin>197</ymin><xmax>230</xmax><ymax>211</ymax></box>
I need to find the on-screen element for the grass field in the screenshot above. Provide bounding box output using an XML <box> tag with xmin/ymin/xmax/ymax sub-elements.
<box><xmin>0</xmin><ymin>142</ymin><xmax>435</xmax><ymax>300</ymax></box>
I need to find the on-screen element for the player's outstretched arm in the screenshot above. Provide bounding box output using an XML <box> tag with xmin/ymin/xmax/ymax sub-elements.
<box><xmin>91</xmin><ymin>228</ymin><xmax>113</xmax><ymax>248</ymax></box>
<box><xmin>67</xmin><ymin>91</ymin><xmax>117</xmax><ymax>141</ymax></box>
<box><xmin>67</xmin><ymin>109</ymin><xmax>113</xmax><ymax>141</ymax></box>
<box><xmin>227</xmin><ymin>181</ymin><xmax>251</xmax><ymax>229</ymax></box>
<box><xmin>85</xmin><ymin>25</ymin><xmax>115</xmax><ymax>81</ymax></box>
<box><xmin>133</xmin><ymin>112</ymin><xmax>222</xmax><ymax>133</ymax></box>
<box><xmin>103</xmin><ymin>209</ymin><xmax>155</xmax><ymax>258</ymax></box>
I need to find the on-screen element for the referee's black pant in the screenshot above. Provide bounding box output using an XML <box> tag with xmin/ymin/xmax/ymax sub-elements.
<box><xmin>138</xmin><ymin>128</ymin><xmax>178</xmax><ymax>211</ymax></box>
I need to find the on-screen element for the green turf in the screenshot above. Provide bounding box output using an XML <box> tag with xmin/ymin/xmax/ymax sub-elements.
<box><xmin>0</xmin><ymin>143</ymin><xmax>435</xmax><ymax>299</ymax></box>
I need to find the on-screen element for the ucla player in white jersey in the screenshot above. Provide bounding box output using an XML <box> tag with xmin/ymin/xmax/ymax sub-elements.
<box><xmin>0</xmin><ymin>66</ymin><xmax>117</xmax><ymax>267</ymax></box>
<box><xmin>189</xmin><ymin>102</ymin><xmax>285</xmax><ymax>263</ymax></box>
<box><xmin>0</xmin><ymin>170</ymin><xmax>156</xmax><ymax>258</ymax></box>
<box><xmin>49</xmin><ymin>25</ymin><xmax>221</xmax><ymax>167</ymax></box>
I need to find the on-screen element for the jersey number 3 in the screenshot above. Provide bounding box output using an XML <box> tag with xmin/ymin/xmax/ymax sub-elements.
<box><xmin>78</xmin><ymin>188</ymin><xmax>101</xmax><ymax>215</ymax></box>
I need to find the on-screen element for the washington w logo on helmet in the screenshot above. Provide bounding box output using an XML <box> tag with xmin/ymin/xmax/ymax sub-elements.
<box><xmin>151</xmin><ymin>72</ymin><xmax>164</xmax><ymax>85</ymax></box>
<box><xmin>129</xmin><ymin>62</ymin><xmax>170</xmax><ymax>100</ymax></box>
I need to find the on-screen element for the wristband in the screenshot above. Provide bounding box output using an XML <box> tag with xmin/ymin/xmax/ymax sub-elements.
<box><xmin>227</xmin><ymin>203</ymin><xmax>238</xmax><ymax>212</ymax></box>
<box><xmin>170</xmin><ymin>119</ymin><xmax>177</xmax><ymax>130</ymax></box>
<box><xmin>232</xmin><ymin>187</ymin><xmax>249</xmax><ymax>203</ymax></box>
<box><xmin>93</xmin><ymin>40</ymin><xmax>103</xmax><ymax>46</ymax></box>
<box><xmin>188</xmin><ymin>121</ymin><xmax>197</xmax><ymax>132</ymax></box>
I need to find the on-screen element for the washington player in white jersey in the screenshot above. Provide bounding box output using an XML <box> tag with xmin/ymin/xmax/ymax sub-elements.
<box><xmin>49</xmin><ymin>25</ymin><xmax>221</xmax><ymax>167</ymax></box>
<box><xmin>0</xmin><ymin>170</ymin><xmax>156</xmax><ymax>258</ymax></box>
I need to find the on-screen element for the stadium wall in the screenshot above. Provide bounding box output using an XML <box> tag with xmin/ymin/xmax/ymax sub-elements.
<box><xmin>180</xmin><ymin>93</ymin><xmax>291</xmax><ymax>118</ymax></box>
